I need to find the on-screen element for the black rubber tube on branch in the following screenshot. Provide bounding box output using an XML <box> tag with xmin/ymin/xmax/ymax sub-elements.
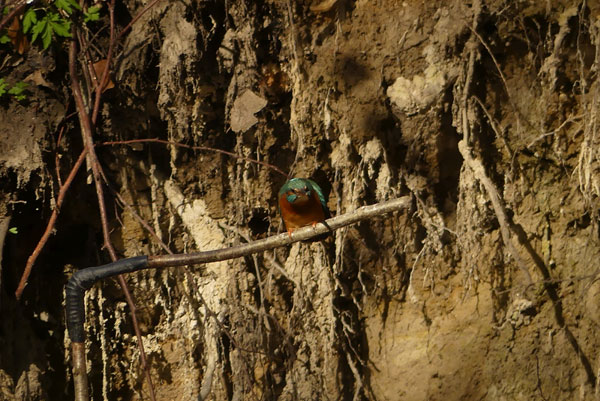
<box><xmin>65</xmin><ymin>256</ymin><xmax>149</xmax><ymax>342</ymax></box>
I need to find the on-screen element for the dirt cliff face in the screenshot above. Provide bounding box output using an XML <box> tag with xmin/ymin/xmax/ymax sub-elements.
<box><xmin>1</xmin><ymin>0</ymin><xmax>600</xmax><ymax>399</ymax></box>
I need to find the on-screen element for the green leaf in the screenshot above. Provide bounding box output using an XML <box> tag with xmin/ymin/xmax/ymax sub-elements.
<box><xmin>0</xmin><ymin>79</ymin><xmax>7</xmax><ymax>96</ymax></box>
<box><xmin>9</xmin><ymin>81</ymin><xmax>28</xmax><ymax>93</ymax></box>
<box><xmin>31</xmin><ymin>18</ymin><xmax>47</xmax><ymax>43</ymax></box>
<box><xmin>8</xmin><ymin>82</ymin><xmax>29</xmax><ymax>100</ymax></box>
<box><xmin>50</xmin><ymin>20</ymin><xmax>71</xmax><ymax>37</ymax></box>
<box><xmin>41</xmin><ymin>24</ymin><xmax>52</xmax><ymax>49</ymax></box>
<box><xmin>48</xmin><ymin>11</ymin><xmax>61</xmax><ymax>23</ymax></box>
<box><xmin>23</xmin><ymin>9</ymin><xmax>37</xmax><ymax>33</ymax></box>
<box><xmin>8</xmin><ymin>227</ymin><xmax>17</xmax><ymax>234</ymax></box>
<box><xmin>83</xmin><ymin>6</ymin><xmax>100</xmax><ymax>23</ymax></box>
<box><xmin>8</xmin><ymin>82</ymin><xmax>28</xmax><ymax>101</ymax></box>
<box><xmin>0</xmin><ymin>34</ymin><xmax>10</xmax><ymax>44</ymax></box>
<box><xmin>32</xmin><ymin>18</ymin><xmax>47</xmax><ymax>34</ymax></box>
<box><xmin>55</xmin><ymin>0</ymin><xmax>81</xmax><ymax>14</ymax></box>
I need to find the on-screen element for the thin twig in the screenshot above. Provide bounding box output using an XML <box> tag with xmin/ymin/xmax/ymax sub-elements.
<box><xmin>117</xmin><ymin>0</ymin><xmax>163</xmax><ymax>42</ymax></box>
<box><xmin>14</xmin><ymin>149</ymin><xmax>88</xmax><ymax>299</ymax></box>
<box><xmin>467</xmin><ymin>25</ymin><xmax>510</xmax><ymax>99</ymax></box>
<box><xmin>526</xmin><ymin>114</ymin><xmax>583</xmax><ymax>149</ymax></box>
<box><xmin>0</xmin><ymin>0</ymin><xmax>26</xmax><ymax>32</ymax></box>
<box><xmin>218</xmin><ymin>222</ymin><xmax>304</xmax><ymax>294</ymax></box>
<box><xmin>115</xmin><ymin>193</ymin><xmax>171</xmax><ymax>254</ymax></box>
<box><xmin>71</xmin><ymin>342</ymin><xmax>89</xmax><ymax>401</ymax></box>
<box><xmin>100</xmin><ymin>138</ymin><xmax>289</xmax><ymax>177</ymax></box>
<box><xmin>91</xmin><ymin>0</ymin><xmax>115</xmax><ymax>124</ymax></box>
<box><xmin>473</xmin><ymin>96</ymin><xmax>515</xmax><ymax>160</ymax></box>
<box><xmin>55</xmin><ymin>126</ymin><xmax>67</xmax><ymax>187</ymax></box>
<box><xmin>75</xmin><ymin>29</ymin><xmax>94</xmax><ymax>103</ymax></box>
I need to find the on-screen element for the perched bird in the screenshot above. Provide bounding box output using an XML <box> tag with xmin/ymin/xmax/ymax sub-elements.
<box><xmin>278</xmin><ymin>178</ymin><xmax>330</xmax><ymax>239</ymax></box>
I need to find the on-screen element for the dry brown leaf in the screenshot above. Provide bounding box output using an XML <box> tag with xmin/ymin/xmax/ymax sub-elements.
<box><xmin>91</xmin><ymin>59</ymin><xmax>115</xmax><ymax>93</ymax></box>
<box><xmin>6</xmin><ymin>17</ymin><xmax>29</xmax><ymax>55</ymax></box>
<box><xmin>24</xmin><ymin>70</ymin><xmax>53</xmax><ymax>89</ymax></box>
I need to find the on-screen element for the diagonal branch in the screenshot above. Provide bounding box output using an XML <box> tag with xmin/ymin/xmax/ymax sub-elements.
<box><xmin>457</xmin><ymin>12</ymin><xmax>596</xmax><ymax>386</ymax></box>
<box><xmin>458</xmin><ymin>140</ymin><xmax>533</xmax><ymax>285</ymax></box>
<box><xmin>150</xmin><ymin>196</ymin><xmax>411</xmax><ymax>267</ymax></box>
<box><xmin>117</xmin><ymin>0</ymin><xmax>163</xmax><ymax>42</ymax></box>
<box><xmin>0</xmin><ymin>0</ymin><xmax>26</xmax><ymax>32</ymax></box>
<box><xmin>91</xmin><ymin>0</ymin><xmax>115</xmax><ymax>124</ymax></box>
<box><xmin>14</xmin><ymin>149</ymin><xmax>88</xmax><ymax>299</ymax></box>
<box><xmin>69</xmin><ymin>36</ymin><xmax>157</xmax><ymax>401</ymax></box>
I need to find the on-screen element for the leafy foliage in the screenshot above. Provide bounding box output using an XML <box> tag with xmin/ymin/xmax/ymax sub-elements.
<box><xmin>23</xmin><ymin>7</ymin><xmax>72</xmax><ymax>49</ymax></box>
<box><xmin>0</xmin><ymin>78</ymin><xmax>7</xmax><ymax>96</ymax></box>
<box><xmin>8</xmin><ymin>81</ymin><xmax>29</xmax><ymax>101</ymax></box>
<box><xmin>84</xmin><ymin>6</ymin><xmax>101</xmax><ymax>23</ymax></box>
<box><xmin>0</xmin><ymin>1</ymin><xmax>103</xmax><ymax>105</ymax></box>
<box><xmin>2</xmin><ymin>1</ymin><xmax>101</xmax><ymax>51</ymax></box>
<box><xmin>0</xmin><ymin>79</ymin><xmax>29</xmax><ymax>101</ymax></box>
<box><xmin>55</xmin><ymin>0</ymin><xmax>81</xmax><ymax>14</ymax></box>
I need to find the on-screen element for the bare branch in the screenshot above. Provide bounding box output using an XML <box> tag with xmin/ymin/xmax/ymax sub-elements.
<box><xmin>15</xmin><ymin>149</ymin><xmax>88</xmax><ymax>299</ymax></box>
<box><xmin>0</xmin><ymin>0</ymin><xmax>26</xmax><ymax>32</ymax></box>
<box><xmin>101</xmin><ymin>137</ymin><xmax>289</xmax><ymax>177</ymax></box>
<box><xmin>91</xmin><ymin>0</ymin><xmax>116</xmax><ymax>124</ymax></box>
<box><xmin>117</xmin><ymin>0</ymin><xmax>163</xmax><ymax>42</ymax></box>
<box><xmin>69</xmin><ymin>35</ymin><xmax>157</xmax><ymax>401</ymax></box>
<box><xmin>148</xmin><ymin>196</ymin><xmax>411</xmax><ymax>268</ymax></box>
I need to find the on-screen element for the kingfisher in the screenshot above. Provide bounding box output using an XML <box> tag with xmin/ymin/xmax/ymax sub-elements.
<box><xmin>278</xmin><ymin>178</ymin><xmax>330</xmax><ymax>239</ymax></box>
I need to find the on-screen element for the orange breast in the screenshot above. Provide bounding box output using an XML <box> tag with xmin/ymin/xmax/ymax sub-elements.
<box><xmin>279</xmin><ymin>191</ymin><xmax>326</xmax><ymax>230</ymax></box>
